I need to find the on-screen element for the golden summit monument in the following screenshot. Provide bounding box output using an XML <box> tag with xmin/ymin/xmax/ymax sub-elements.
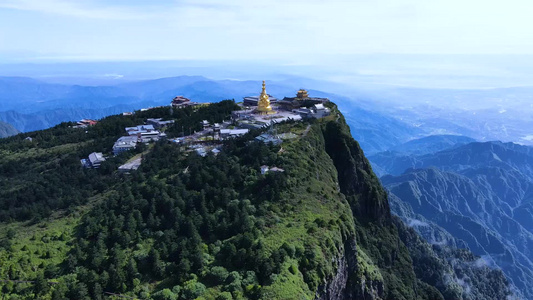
<box><xmin>256</xmin><ymin>81</ymin><xmax>275</xmax><ymax>114</ymax></box>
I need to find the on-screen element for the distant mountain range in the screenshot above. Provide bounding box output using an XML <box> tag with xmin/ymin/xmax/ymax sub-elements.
<box><xmin>0</xmin><ymin>121</ymin><xmax>18</xmax><ymax>138</ymax></box>
<box><xmin>339</xmin><ymin>106</ymin><xmax>424</xmax><ymax>154</ymax></box>
<box><xmin>3</xmin><ymin>74</ymin><xmax>533</xmax><ymax>152</ymax></box>
<box><xmin>371</xmin><ymin>139</ymin><xmax>533</xmax><ymax>299</ymax></box>
<box><xmin>0</xmin><ymin>76</ymin><xmax>422</xmax><ymax>154</ymax></box>
<box><xmin>369</xmin><ymin>135</ymin><xmax>476</xmax><ymax>176</ymax></box>
<box><xmin>359</xmin><ymin>86</ymin><xmax>533</xmax><ymax>147</ymax></box>
<box><xmin>389</xmin><ymin>134</ymin><xmax>476</xmax><ymax>155</ymax></box>
<box><xmin>371</xmin><ymin>139</ymin><xmax>533</xmax><ymax>177</ymax></box>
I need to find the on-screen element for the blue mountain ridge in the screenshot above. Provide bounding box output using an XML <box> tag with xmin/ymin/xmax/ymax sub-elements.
<box><xmin>373</xmin><ymin>141</ymin><xmax>533</xmax><ymax>299</ymax></box>
<box><xmin>0</xmin><ymin>76</ymin><xmax>421</xmax><ymax>154</ymax></box>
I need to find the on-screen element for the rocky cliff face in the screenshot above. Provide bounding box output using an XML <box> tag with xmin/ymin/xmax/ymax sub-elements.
<box><xmin>316</xmin><ymin>113</ymin><xmax>513</xmax><ymax>300</ymax></box>
<box><xmin>322</xmin><ymin>120</ymin><xmax>391</xmax><ymax>224</ymax></box>
<box><xmin>315</xmin><ymin>239</ymin><xmax>360</xmax><ymax>300</ymax></box>
<box><xmin>315</xmin><ymin>237</ymin><xmax>386</xmax><ymax>300</ymax></box>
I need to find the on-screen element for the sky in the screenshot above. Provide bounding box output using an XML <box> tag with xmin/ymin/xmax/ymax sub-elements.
<box><xmin>1</xmin><ymin>0</ymin><xmax>533</xmax><ymax>63</ymax></box>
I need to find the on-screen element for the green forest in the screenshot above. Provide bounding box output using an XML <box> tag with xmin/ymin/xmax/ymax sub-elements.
<box><xmin>0</xmin><ymin>101</ymin><xmax>512</xmax><ymax>299</ymax></box>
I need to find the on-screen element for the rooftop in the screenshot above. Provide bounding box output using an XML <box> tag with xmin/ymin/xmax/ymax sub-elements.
<box><xmin>220</xmin><ymin>129</ymin><xmax>249</xmax><ymax>135</ymax></box>
<box><xmin>114</xmin><ymin>136</ymin><xmax>138</xmax><ymax>148</ymax></box>
<box><xmin>88</xmin><ymin>152</ymin><xmax>105</xmax><ymax>164</ymax></box>
<box><xmin>118</xmin><ymin>157</ymin><xmax>142</xmax><ymax>172</ymax></box>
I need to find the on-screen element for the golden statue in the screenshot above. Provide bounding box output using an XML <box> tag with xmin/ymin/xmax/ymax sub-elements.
<box><xmin>256</xmin><ymin>80</ymin><xmax>274</xmax><ymax>114</ymax></box>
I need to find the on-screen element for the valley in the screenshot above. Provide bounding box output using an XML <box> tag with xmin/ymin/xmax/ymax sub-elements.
<box><xmin>371</xmin><ymin>138</ymin><xmax>533</xmax><ymax>299</ymax></box>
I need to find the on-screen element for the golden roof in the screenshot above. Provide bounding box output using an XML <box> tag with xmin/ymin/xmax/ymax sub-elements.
<box><xmin>297</xmin><ymin>89</ymin><xmax>309</xmax><ymax>99</ymax></box>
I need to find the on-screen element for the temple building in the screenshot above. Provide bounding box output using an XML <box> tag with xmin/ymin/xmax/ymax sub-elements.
<box><xmin>277</xmin><ymin>89</ymin><xmax>329</xmax><ymax>110</ymax></box>
<box><xmin>296</xmin><ymin>89</ymin><xmax>309</xmax><ymax>99</ymax></box>
<box><xmin>171</xmin><ymin>96</ymin><xmax>199</xmax><ymax>108</ymax></box>
<box><xmin>292</xmin><ymin>103</ymin><xmax>331</xmax><ymax>119</ymax></box>
<box><xmin>232</xmin><ymin>81</ymin><xmax>304</xmax><ymax>128</ymax></box>
<box><xmin>243</xmin><ymin>95</ymin><xmax>278</xmax><ymax>106</ymax></box>
<box><xmin>73</xmin><ymin>119</ymin><xmax>98</xmax><ymax>128</ymax></box>
<box><xmin>243</xmin><ymin>82</ymin><xmax>278</xmax><ymax>107</ymax></box>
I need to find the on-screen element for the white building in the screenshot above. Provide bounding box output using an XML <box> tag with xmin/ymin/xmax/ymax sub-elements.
<box><xmin>260</xmin><ymin>165</ymin><xmax>269</xmax><ymax>175</ymax></box>
<box><xmin>269</xmin><ymin>167</ymin><xmax>285</xmax><ymax>173</ymax></box>
<box><xmin>138</xmin><ymin>131</ymin><xmax>160</xmax><ymax>143</ymax></box>
<box><xmin>292</xmin><ymin>104</ymin><xmax>330</xmax><ymax>119</ymax></box>
<box><xmin>81</xmin><ymin>152</ymin><xmax>106</xmax><ymax>168</ymax></box>
<box><xmin>88</xmin><ymin>152</ymin><xmax>106</xmax><ymax>168</ymax></box>
<box><xmin>124</xmin><ymin>124</ymin><xmax>167</xmax><ymax>143</ymax></box>
<box><xmin>113</xmin><ymin>136</ymin><xmax>138</xmax><ymax>155</ymax></box>
<box><xmin>220</xmin><ymin>129</ymin><xmax>249</xmax><ymax>139</ymax></box>
<box><xmin>260</xmin><ymin>165</ymin><xmax>285</xmax><ymax>174</ymax></box>
<box><xmin>196</xmin><ymin>147</ymin><xmax>208</xmax><ymax>157</ymax></box>
<box><xmin>313</xmin><ymin>104</ymin><xmax>330</xmax><ymax>118</ymax></box>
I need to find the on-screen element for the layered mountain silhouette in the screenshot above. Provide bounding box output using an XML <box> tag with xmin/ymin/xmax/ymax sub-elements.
<box><xmin>0</xmin><ymin>121</ymin><xmax>18</xmax><ymax>138</ymax></box>
<box><xmin>0</xmin><ymin>76</ymin><xmax>421</xmax><ymax>153</ymax></box>
<box><xmin>391</xmin><ymin>135</ymin><xmax>476</xmax><ymax>155</ymax></box>
<box><xmin>373</xmin><ymin>139</ymin><xmax>533</xmax><ymax>299</ymax></box>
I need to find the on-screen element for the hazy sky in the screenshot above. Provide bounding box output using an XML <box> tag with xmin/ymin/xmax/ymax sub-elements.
<box><xmin>1</xmin><ymin>0</ymin><xmax>533</xmax><ymax>63</ymax></box>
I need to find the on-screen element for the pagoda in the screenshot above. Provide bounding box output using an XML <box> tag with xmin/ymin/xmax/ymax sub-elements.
<box><xmin>296</xmin><ymin>89</ymin><xmax>309</xmax><ymax>99</ymax></box>
<box><xmin>255</xmin><ymin>81</ymin><xmax>276</xmax><ymax>115</ymax></box>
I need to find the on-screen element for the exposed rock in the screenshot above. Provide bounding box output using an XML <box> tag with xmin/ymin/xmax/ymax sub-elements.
<box><xmin>315</xmin><ymin>239</ymin><xmax>355</xmax><ymax>300</ymax></box>
<box><xmin>315</xmin><ymin>238</ymin><xmax>386</xmax><ymax>300</ymax></box>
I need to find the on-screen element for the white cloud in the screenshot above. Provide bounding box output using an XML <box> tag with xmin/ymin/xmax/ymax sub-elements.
<box><xmin>103</xmin><ymin>73</ymin><xmax>124</xmax><ymax>79</ymax></box>
<box><xmin>0</xmin><ymin>0</ymin><xmax>153</xmax><ymax>20</ymax></box>
<box><xmin>406</xmin><ymin>218</ymin><xmax>429</xmax><ymax>227</ymax></box>
<box><xmin>1</xmin><ymin>0</ymin><xmax>533</xmax><ymax>62</ymax></box>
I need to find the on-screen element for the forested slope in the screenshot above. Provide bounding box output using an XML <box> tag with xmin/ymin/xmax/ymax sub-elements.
<box><xmin>0</xmin><ymin>101</ymin><xmax>512</xmax><ymax>299</ymax></box>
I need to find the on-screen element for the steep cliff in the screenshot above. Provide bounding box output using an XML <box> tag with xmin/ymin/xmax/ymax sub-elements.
<box><xmin>317</xmin><ymin>110</ymin><xmax>512</xmax><ymax>300</ymax></box>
